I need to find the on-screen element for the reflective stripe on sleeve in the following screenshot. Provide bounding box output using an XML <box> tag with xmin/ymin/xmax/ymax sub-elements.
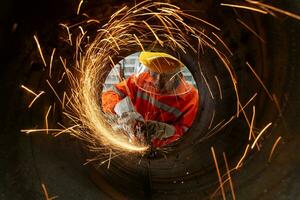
<box><xmin>137</xmin><ymin>90</ymin><xmax>182</xmax><ymax>118</ymax></box>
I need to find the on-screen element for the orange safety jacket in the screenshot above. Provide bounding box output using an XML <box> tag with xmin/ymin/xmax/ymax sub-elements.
<box><xmin>102</xmin><ymin>72</ymin><xmax>199</xmax><ymax>148</ymax></box>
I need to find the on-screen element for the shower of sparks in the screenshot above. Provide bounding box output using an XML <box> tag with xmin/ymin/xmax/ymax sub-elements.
<box><xmin>41</xmin><ymin>183</ymin><xmax>58</xmax><ymax>200</ymax></box>
<box><xmin>33</xmin><ymin>35</ymin><xmax>47</xmax><ymax>67</ymax></box>
<box><xmin>211</xmin><ymin>146</ymin><xmax>226</xmax><ymax>200</ymax></box>
<box><xmin>21</xmin><ymin>1</ymin><xmax>299</xmax><ymax>197</ymax></box>
<box><xmin>268</xmin><ymin>136</ymin><xmax>282</xmax><ymax>162</ymax></box>
<box><xmin>251</xmin><ymin>122</ymin><xmax>272</xmax><ymax>149</ymax></box>
<box><xmin>223</xmin><ymin>152</ymin><xmax>236</xmax><ymax>200</ymax></box>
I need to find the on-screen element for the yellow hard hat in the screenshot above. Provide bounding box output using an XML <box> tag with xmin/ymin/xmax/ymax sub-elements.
<box><xmin>139</xmin><ymin>51</ymin><xmax>184</xmax><ymax>74</ymax></box>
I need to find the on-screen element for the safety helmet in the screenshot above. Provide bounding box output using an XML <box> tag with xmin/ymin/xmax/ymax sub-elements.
<box><xmin>134</xmin><ymin>51</ymin><xmax>192</xmax><ymax>96</ymax></box>
<box><xmin>139</xmin><ymin>51</ymin><xmax>184</xmax><ymax>74</ymax></box>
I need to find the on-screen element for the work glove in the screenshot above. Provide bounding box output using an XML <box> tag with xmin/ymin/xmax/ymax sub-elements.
<box><xmin>145</xmin><ymin>120</ymin><xmax>176</xmax><ymax>144</ymax></box>
<box><xmin>117</xmin><ymin>111</ymin><xmax>146</xmax><ymax>144</ymax></box>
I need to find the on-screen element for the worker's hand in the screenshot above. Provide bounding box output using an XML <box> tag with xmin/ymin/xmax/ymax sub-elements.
<box><xmin>117</xmin><ymin>111</ymin><xmax>146</xmax><ymax>143</ymax></box>
<box><xmin>145</xmin><ymin>120</ymin><xmax>176</xmax><ymax>143</ymax></box>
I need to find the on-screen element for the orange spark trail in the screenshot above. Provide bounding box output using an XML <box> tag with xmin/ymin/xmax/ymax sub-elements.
<box><xmin>33</xmin><ymin>35</ymin><xmax>47</xmax><ymax>67</ymax></box>
<box><xmin>214</xmin><ymin>75</ymin><xmax>223</xmax><ymax>99</ymax></box>
<box><xmin>251</xmin><ymin>123</ymin><xmax>272</xmax><ymax>149</ymax></box>
<box><xmin>41</xmin><ymin>183</ymin><xmax>58</xmax><ymax>200</ymax></box>
<box><xmin>28</xmin><ymin>91</ymin><xmax>45</xmax><ymax>108</ymax></box>
<box><xmin>212</xmin><ymin>32</ymin><xmax>233</xmax><ymax>56</ymax></box>
<box><xmin>246</xmin><ymin>62</ymin><xmax>273</xmax><ymax>101</ymax></box>
<box><xmin>21</xmin><ymin>85</ymin><xmax>38</xmax><ymax>96</ymax></box>
<box><xmin>46</xmin><ymin>80</ymin><xmax>62</xmax><ymax>105</ymax></box>
<box><xmin>268</xmin><ymin>136</ymin><xmax>282</xmax><ymax>162</ymax></box>
<box><xmin>49</xmin><ymin>48</ymin><xmax>56</xmax><ymax>78</ymax></box>
<box><xmin>223</xmin><ymin>152</ymin><xmax>236</xmax><ymax>200</ymax></box>
<box><xmin>235</xmin><ymin>144</ymin><xmax>250</xmax><ymax>169</ymax></box>
<box><xmin>77</xmin><ymin>0</ymin><xmax>84</xmax><ymax>15</ymax></box>
<box><xmin>220</xmin><ymin>3</ymin><xmax>268</xmax><ymax>14</ymax></box>
<box><xmin>211</xmin><ymin>146</ymin><xmax>226</xmax><ymax>200</ymax></box>
<box><xmin>249</xmin><ymin>106</ymin><xmax>256</xmax><ymax>140</ymax></box>
<box><xmin>45</xmin><ymin>105</ymin><xmax>52</xmax><ymax>134</ymax></box>
<box><xmin>208</xmin><ymin>109</ymin><xmax>216</xmax><ymax>130</ymax></box>
<box><xmin>246</xmin><ymin>0</ymin><xmax>300</xmax><ymax>21</ymax></box>
<box><xmin>236</xmin><ymin>18</ymin><xmax>265</xmax><ymax>43</ymax></box>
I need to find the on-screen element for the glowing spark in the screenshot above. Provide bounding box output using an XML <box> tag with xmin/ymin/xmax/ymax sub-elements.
<box><xmin>54</xmin><ymin>124</ymin><xmax>80</xmax><ymax>137</ymax></box>
<box><xmin>212</xmin><ymin>32</ymin><xmax>233</xmax><ymax>56</ymax></box>
<box><xmin>28</xmin><ymin>91</ymin><xmax>45</xmax><ymax>108</ymax></box>
<box><xmin>77</xmin><ymin>0</ymin><xmax>83</xmax><ymax>15</ymax></box>
<box><xmin>45</xmin><ymin>105</ymin><xmax>52</xmax><ymax>134</ymax></box>
<box><xmin>87</xmin><ymin>19</ymin><xmax>100</xmax><ymax>24</ymax></box>
<box><xmin>246</xmin><ymin>62</ymin><xmax>273</xmax><ymax>101</ymax></box>
<box><xmin>235</xmin><ymin>144</ymin><xmax>250</xmax><ymax>169</ymax></box>
<box><xmin>249</xmin><ymin>106</ymin><xmax>255</xmax><ymax>141</ymax></box>
<box><xmin>107</xmin><ymin>149</ymin><xmax>112</xmax><ymax>169</ymax></box>
<box><xmin>33</xmin><ymin>35</ymin><xmax>47</xmax><ymax>67</ymax></box>
<box><xmin>208</xmin><ymin>109</ymin><xmax>216</xmax><ymax>130</ymax></box>
<box><xmin>238</xmin><ymin>93</ymin><xmax>257</xmax><ymax>115</ymax></box>
<box><xmin>220</xmin><ymin>3</ymin><xmax>268</xmax><ymax>14</ymax></box>
<box><xmin>238</xmin><ymin>102</ymin><xmax>260</xmax><ymax>149</ymax></box>
<box><xmin>21</xmin><ymin>129</ymin><xmax>63</xmax><ymax>134</ymax></box>
<box><xmin>214</xmin><ymin>47</ymin><xmax>240</xmax><ymax>115</ymax></box>
<box><xmin>223</xmin><ymin>152</ymin><xmax>236</xmax><ymax>200</ymax></box>
<box><xmin>214</xmin><ymin>75</ymin><xmax>223</xmax><ymax>99</ymax></box>
<box><xmin>236</xmin><ymin>18</ymin><xmax>265</xmax><ymax>43</ymax></box>
<box><xmin>268</xmin><ymin>136</ymin><xmax>282</xmax><ymax>162</ymax></box>
<box><xmin>133</xmin><ymin>34</ymin><xmax>145</xmax><ymax>51</ymax></box>
<box><xmin>59</xmin><ymin>24</ymin><xmax>73</xmax><ymax>46</ymax></box>
<box><xmin>211</xmin><ymin>146</ymin><xmax>226</xmax><ymax>200</ymax></box>
<box><xmin>41</xmin><ymin>183</ymin><xmax>58</xmax><ymax>200</ymax></box>
<box><xmin>251</xmin><ymin>123</ymin><xmax>272</xmax><ymax>149</ymax></box>
<box><xmin>246</xmin><ymin>0</ymin><xmax>300</xmax><ymax>21</ymax></box>
<box><xmin>49</xmin><ymin>48</ymin><xmax>56</xmax><ymax>78</ymax></box>
<box><xmin>199</xmin><ymin>65</ymin><xmax>214</xmax><ymax>99</ymax></box>
<box><xmin>180</xmin><ymin>12</ymin><xmax>221</xmax><ymax>30</ymax></box>
<box><xmin>46</xmin><ymin>80</ymin><xmax>62</xmax><ymax>105</ymax></box>
<box><xmin>21</xmin><ymin>85</ymin><xmax>38</xmax><ymax>96</ymax></box>
<box><xmin>143</xmin><ymin>20</ymin><xmax>164</xmax><ymax>46</ymax></box>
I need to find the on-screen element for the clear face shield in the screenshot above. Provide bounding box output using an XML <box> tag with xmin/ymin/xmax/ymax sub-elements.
<box><xmin>133</xmin><ymin>65</ymin><xmax>192</xmax><ymax>96</ymax></box>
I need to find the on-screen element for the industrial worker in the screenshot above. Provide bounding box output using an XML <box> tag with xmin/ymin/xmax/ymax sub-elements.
<box><xmin>102</xmin><ymin>51</ymin><xmax>199</xmax><ymax>148</ymax></box>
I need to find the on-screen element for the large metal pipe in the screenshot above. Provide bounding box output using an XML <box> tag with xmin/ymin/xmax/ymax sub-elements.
<box><xmin>1</xmin><ymin>0</ymin><xmax>300</xmax><ymax>199</ymax></box>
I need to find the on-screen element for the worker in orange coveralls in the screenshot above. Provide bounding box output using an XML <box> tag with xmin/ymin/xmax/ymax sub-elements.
<box><xmin>102</xmin><ymin>52</ymin><xmax>199</xmax><ymax>148</ymax></box>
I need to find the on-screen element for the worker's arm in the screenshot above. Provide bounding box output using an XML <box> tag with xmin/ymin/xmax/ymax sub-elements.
<box><xmin>150</xmin><ymin>91</ymin><xmax>199</xmax><ymax>148</ymax></box>
<box><xmin>102</xmin><ymin>76</ymin><xmax>136</xmax><ymax>113</ymax></box>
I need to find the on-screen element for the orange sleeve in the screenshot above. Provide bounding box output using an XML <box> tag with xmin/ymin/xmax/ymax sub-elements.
<box><xmin>101</xmin><ymin>75</ymin><xmax>137</xmax><ymax>113</ymax></box>
<box><xmin>152</xmin><ymin>88</ymin><xmax>199</xmax><ymax>148</ymax></box>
